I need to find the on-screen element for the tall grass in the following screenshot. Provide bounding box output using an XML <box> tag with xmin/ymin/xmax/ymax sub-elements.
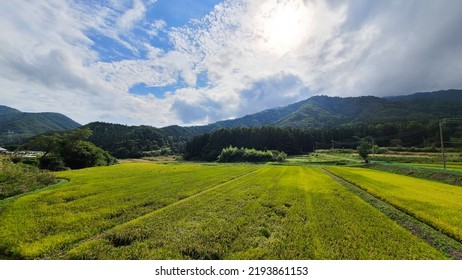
<box><xmin>0</xmin><ymin>158</ymin><xmax>56</xmax><ymax>200</ymax></box>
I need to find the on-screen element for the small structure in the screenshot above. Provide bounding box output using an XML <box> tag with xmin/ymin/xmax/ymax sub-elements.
<box><xmin>0</xmin><ymin>147</ymin><xmax>9</xmax><ymax>154</ymax></box>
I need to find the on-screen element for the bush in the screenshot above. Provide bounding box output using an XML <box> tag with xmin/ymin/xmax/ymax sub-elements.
<box><xmin>39</xmin><ymin>155</ymin><xmax>67</xmax><ymax>171</ymax></box>
<box><xmin>217</xmin><ymin>146</ymin><xmax>286</xmax><ymax>163</ymax></box>
<box><xmin>0</xmin><ymin>158</ymin><xmax>57</xmax><ymax>199</ymax></box>
<box><xmin>62</xmin><ymin>141</ymin><xmax>117</xmax><ymax>169</ymax></box>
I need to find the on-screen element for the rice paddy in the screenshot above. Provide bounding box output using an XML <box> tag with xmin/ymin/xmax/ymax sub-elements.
<box><xmin>325</xmin><ymin>166</ymin><xmax>462</xmax><ymax>242</ymax></box>
<box><xmin>0</xmin><ymin>162</ymin><xmax>451</xmax><ymax>260</ymax></box>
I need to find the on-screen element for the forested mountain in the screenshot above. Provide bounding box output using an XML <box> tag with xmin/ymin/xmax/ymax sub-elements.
<box><xmin>82</xmin><ymin>122</ymin><xmax>185</xmax><ymax>158</ymax></box>
<box><xmin>3</xmin><ymin>89</ymin><xmax>460</xmax><ymax>157</ymax></box>
<box><xmin>0</xmin><ymin>106</ymin><xmax>81</xmax><ymax>145</ymax></box>
<box><xmin>198</xmin><ymin>89</ymin><xmax>462</xmax><ymax>129</ymax></box>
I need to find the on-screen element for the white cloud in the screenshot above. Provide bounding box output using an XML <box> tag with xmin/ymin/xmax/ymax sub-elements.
<box><xmin>1</xmin><ymin>0</ymin><xmax>461</xmax><ymax>127</ymax></box>
<box><xmin>116</xmin><ymin>0</ymin><xmax>147</xmax><ymax>32</ymax></box>
<box><xmin>147</xmin><ymin>19</ymin><xmax>167</xmax><ymax>37</ymax></box>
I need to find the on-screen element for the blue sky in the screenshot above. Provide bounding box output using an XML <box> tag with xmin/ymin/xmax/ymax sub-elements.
<box><xmin>1</xmin><ymin>0</ymin><xmax>462</xmax><ymax>126</ymax></box>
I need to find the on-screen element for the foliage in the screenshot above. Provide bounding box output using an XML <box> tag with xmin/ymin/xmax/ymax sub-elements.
<box><xmin>357</xmin><ymin>138</ymin><xmax>373</xmax><ymax>163</ymax></box>
<box><xmin>185</xmin><ymin>126</ymin><xmax>314</xmax><ymax>161</ymax></box>
<box><xmin>83</xmin><ymin>122</ymin><xmax>185</xmax><ymax>159</ymax></box>
<box><xmin>217</xmin><ymin>146</ymin><xmax>285</xmax><ymax>163</ymax></box>
<box><xmin>326</xmin><ymin>166</ymin><xmax>462</xmax><ymax>242</ymax></box>
<box><xmin>25</xmin><ymin>128</ymin><xmax>117</xmax><ymax>170</ymax></box>
<box><xmin>0</xmin><ymin>158</ymin><xmax>57</xmax><ymax>200</ymax></box>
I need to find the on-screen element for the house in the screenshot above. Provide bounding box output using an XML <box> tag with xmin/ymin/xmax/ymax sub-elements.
<box><xmin>0</xmin><ymin>147</ymin><xmax>9</xmax><ymax>154</ymax></box>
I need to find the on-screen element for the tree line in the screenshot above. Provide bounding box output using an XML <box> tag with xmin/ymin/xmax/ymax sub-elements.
<box><xmin>184</xmin><ymin>127</ymin><xmax>315</xmax><ymax>161</ymax></box>
<box><xmin>184</xmin><ymin>120</ymin><xmax>458</xmax><ymax>161</ymax></box>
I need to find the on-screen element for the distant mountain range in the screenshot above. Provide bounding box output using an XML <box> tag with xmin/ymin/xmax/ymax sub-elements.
<box><xmin>2</xmin><ymin>89</ymin><xmax>462</xmax><ymax>152</ymax></box>
<box><xmin>189</xmin><ymin>89</ymin><xmax>462</xmax><ymax>130</ymax></box>
<box><xmin>0</xmin><ymin>105</ymin><xmax>81</xmax><ymax>146</ymax></box>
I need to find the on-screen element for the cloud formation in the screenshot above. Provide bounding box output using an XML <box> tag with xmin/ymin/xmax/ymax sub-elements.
<box><xmin>1</xmin><ymin>0</ymin><xmax>461</xmax><ymax>126</ymax></box>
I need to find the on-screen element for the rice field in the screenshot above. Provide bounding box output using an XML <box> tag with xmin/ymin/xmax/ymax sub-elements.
<box><xmin>0</xmin><ymin>163</ymin><xmax>258</xmax><ymax>259</ymax></box>
<box><xmin>0</xmin><ymin>163</ymin><xmax>446</xmax><ymax>259</ymax></box>
<box><xmin>325</xmin><ymin>166</ymin><xmax>462</xmax><ymax>242</ymax></box>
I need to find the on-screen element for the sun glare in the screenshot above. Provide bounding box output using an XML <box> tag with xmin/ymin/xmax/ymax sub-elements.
<box><xmin>256</xmin><ymin>0</ymin><xmax>312</xmax><ymax>55</ymax></box>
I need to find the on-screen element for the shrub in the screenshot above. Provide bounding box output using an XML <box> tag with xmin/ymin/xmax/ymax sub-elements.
<box><xmin>39</xmin><ymin>155</ymin><xmax>67</xmax><ymax>171</ymax></box>
<box><xmin>217</xmin><ymin>146</ymin><xmax>286</xmax><ymax>163</ymax></box>
<box><xmin>0</xmin><ymin>158</ymin><xmax>57</xmax><ymax>199</ymax></box>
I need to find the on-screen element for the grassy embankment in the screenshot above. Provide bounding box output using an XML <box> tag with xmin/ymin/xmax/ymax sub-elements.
<box><xmin>0</xmin><ymin>158</ymin><xmax>57</xmax><ymax>200</ymax></box>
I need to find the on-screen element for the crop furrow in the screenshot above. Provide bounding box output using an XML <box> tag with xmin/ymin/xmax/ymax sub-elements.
<box><xmin>322</xmin><ymin>167</ymin><xmax>462</xmax><ymax>260</ymax></box>
<box><xmin>64</xmin><ymin>167</ymin><xmax>265</xmax><ymax>251</ymax></box>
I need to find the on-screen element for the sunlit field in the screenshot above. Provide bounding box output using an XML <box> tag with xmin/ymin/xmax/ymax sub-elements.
<box><xmin>325</xmin><ymin>166</ymin><xmax>462</xmax><ymax>241</ymax></box>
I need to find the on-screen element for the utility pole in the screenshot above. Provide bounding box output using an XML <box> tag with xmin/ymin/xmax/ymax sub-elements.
<box><xmin>438</xmin><ymin>118</ymin><xmax>462</xmax><ymax>171</ymax></box>
<box><xmin>439</xmin><ymin>119</ymin><xmax>446</xmax><ymax>171</ymax></box>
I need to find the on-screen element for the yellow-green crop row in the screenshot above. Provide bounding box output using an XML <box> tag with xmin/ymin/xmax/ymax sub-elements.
<box><xmin>325</xmin><ymin>166</ymin><xmax>462</xmax><ymax>241</ymax></box>
<box><xmin>402</xmin><ymin>163</ymin><xmax>462</xmax><ymax>172</ymax></box>
<box><xmin>66</xmin><ymin>166</ymin><xmax>443</xmax><ymax>260</ymax></box>
<box><xmin>0</xmin><ymin>163</ymin><xmax>259</xmax><ymax>259</ymax></box>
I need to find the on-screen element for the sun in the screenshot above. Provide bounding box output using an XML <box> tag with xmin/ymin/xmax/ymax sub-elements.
<box><xmin>256</xmin><ymin>0</ymin><xmax>312</xmax><ymax>55</ymax></box>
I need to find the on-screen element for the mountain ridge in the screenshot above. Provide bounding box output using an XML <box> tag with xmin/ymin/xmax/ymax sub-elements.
<box><xmin>0</xmin><ymin>106</ymin><xmax>81</xmax><ymax>146</ymax></box>
<box><xmin>188</xmin><ymin>89</ymin><xmax>462</xmax><ymax>131</ymax></box>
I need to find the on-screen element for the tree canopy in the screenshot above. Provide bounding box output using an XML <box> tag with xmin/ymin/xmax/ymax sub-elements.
<box><xmin>25</xmin><ymin>128</ymin><xmax>117</xmax><ymax>170</ymax></box>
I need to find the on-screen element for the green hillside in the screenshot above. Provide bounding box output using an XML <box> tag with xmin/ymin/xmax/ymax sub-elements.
<box><xmin>202</xmin><ymin>89</ymin><xmax>462</xmax><ymax>129</ymax></box>
<box><xmin>0</xmin><ymin>106</ymin><xmax>81</xmax><ymax>145</ymax></box>
<box><xmin>82</xmin><ymin>89</ymin><xmax>462</xmax><ymax>158</ymax></box>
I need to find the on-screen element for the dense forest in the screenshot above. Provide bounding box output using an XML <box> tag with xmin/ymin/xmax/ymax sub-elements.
<box><xmin>83</xmin><ymin>122</ymin><xmax>186</xmax><ymax>159</ymax></box>
<box><xmin>184</xmin><ymin>120</ymin><xmax>461</xmax><ymax>161</ymax></box>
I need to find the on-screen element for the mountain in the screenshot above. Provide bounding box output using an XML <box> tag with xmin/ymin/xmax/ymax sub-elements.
<box><xmin>0</xmin><ymin>105</ymin><xmax>21</xmax><ymax>114</ymax></box>
<box><xmin>0</xmin><ymin>105</ymin><xmax>81</xmax><ymax>145</ymax></box>
<box><xmin>197</xmin><ymin>89</ymin><xmax>462</xmax><ymax>130</ymax></box>
<box><xmin>45</xmin><ymin>89</ymin><xmax>461</xmax><ymax>158</ymax></box>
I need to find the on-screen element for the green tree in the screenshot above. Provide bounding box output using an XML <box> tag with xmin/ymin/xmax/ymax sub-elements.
<box><xmin>25</xmin><ymin>129</ymin><xmax>116</xmax><ymax>170</ymax></box>
<box><xmin>357</xmin><ymin>138</ymin><xmax>373</xmax><ymax>163</ymax></box>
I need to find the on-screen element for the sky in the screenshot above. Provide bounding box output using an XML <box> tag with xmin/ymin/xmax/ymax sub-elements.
<box><xmin>1</xmin><ymin>0</ymin><xmax>462</xmax><ymax>127</ymax></box>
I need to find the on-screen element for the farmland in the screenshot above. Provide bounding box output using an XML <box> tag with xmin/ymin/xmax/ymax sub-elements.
<box><xmin>0</xmin><ymin>162</ymin><xmax>453</xmax><ymax>259</ymax></box>
<box><xmin>325</xmin><ymin>166</ymin><xmax>462</xmax><ymax>242</ymax></box>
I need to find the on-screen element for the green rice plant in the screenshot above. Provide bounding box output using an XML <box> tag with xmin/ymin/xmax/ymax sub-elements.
<box><xmin>325</xmin><ymin>166</ymin><xmax>462</xmax><ymax>242</ymax></box>
<box><xmin>0</xmin><ymin>163</ymin><xmax>258</xmax><ymax>259</ymax></box>
<box><xmin>67</xmin><ymin>166</ymin><xmax>444</xmax><ymax>260</ymax></box>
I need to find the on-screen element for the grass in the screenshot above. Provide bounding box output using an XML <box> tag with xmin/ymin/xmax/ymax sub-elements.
<box><xmin>65</xmin><ymin>166</ymin><xmax>443</xmax><ymax>260</ymax></box>
<box><xmin>402</xmin><ymin>162</ymin><xmax>462</xmax><ymax>173</ymax></box>
<box><xmin>0</xmin><ymin>158</ymin><xmax>57</xmax><ymax>200</ymax></box>
<box><xmin>369</xmin><ymin>163</ymin><xmax>462</xmax><ymax>186</ymax></box>
<box><xmin>324</xmin><ymin>168</ymin><xmax>462</xmax><ymax>259</ymax></box>
<box><xmin>0</xmin><ymin>163</ymin><xmax>258</xmax><ymax>259</ymax></box>
<box><xmin>325</xmin><ymin>166</ymin><xmax>462</xmax><ymax>242</ymax></box>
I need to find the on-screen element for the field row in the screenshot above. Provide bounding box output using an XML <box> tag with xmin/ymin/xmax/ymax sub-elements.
<box><xmin>1</xmin><ymin>163</ymin><xmax>460</xmax><ymax>259</ymax></box>
<box><xmin>325</xmin><ymin>166</ymin><xmax>462</xmax><ymax>242</ymax></box>
<box><xmin>0</xmin><ymin>163</ymin><xmax>259</xmax><ymax>258</ymax></box>
<box><xmin>65</xmin><ymin>166</ymin><xmax>443</xmax><ymax>259</ymax></box>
